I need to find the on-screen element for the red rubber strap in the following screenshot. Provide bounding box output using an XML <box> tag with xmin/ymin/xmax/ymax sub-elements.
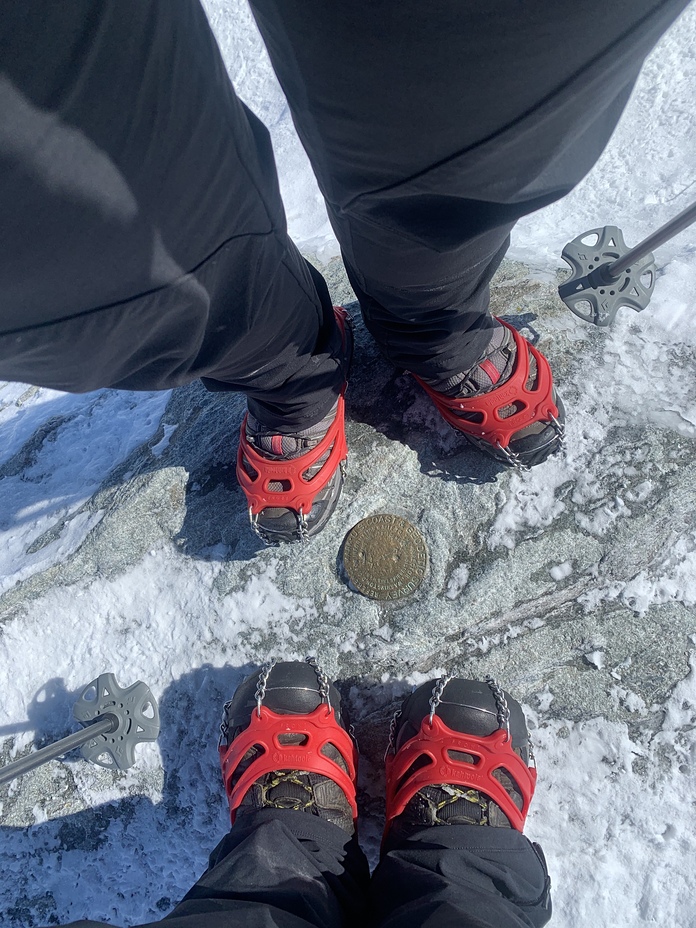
<box><xmin>219</xmin><ymin>704</ymin><xmax>359</xmax><ymax>823</ymax></box>
<box><xmin>414</xmin><ymin>320</ymin><xmax>558</xmax><ymax>449</ymax></box>
<box><xmin>384</xmin><ymin>714</ymin><xmax>537</xmax><ymax>835</ymax></box>
<box><xmin>479</xmin><ymin>358</ymin><xmax>501</xmax><ymax>385</ymax></box>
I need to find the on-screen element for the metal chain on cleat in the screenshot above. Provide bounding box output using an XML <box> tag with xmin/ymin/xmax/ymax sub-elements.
<box><xmin>528</xmin><ymin>740</ymin><xmax>537</xmax><ymax>768</ymax></box>
<box><xmin>428</xmin><ymin>675</ymin><xmax>452</xmax><ymax>724</ymax></box>
<box><xmin>297</xmin><ymin>508</ymin><xmax>310</xmax><ymax>543</ymax></box>
<box><xmin>485</xmin><ymin>675</ymin><xmax>510</xmax><ymax>738</ymax></box>
<box><xmin>255</xmin><ymin>659</ymin><xmax>277</xmax><ymax>717</ymax></box>
<box><xmin>249</xmin><ymin>507</ymin><xmax>310</xmax><ymax>544</ymax></box>
<box><xmin>550</xmin><ymin>413</ymin><xmax>566</xmax><ymax>446</ymax></box>
<box><xmin>249</xmin><ymin>508</ymin><xmax>273</xmax><ymax>546</ymax></box>
<box><xmin>495</xmin><ymin>411</ymin><xmax>565</xmax><ymax>466</ymax></box>
<box><xmin>495</xmin><ymin>442</ymin><xmax>526</xmax><ymax>471</ymax></box>
<box><xmin>385</xmin><ymin>707</ymin><xmax>402</xmax><ymax>760</ymax></box>
<box><xmin>305</xmin><ymin>656</ymin><xmax>331</xmax><ymax>707</ymax></box>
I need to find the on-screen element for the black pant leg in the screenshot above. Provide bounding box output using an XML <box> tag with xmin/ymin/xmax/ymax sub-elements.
<box><xmin>61</xmin><ymin>811</ymin><xmax>370</xmax><ymax>928</ymax></box>
<box><xmin>249</xmin><ymin>0</ymin><xmax>690</xmax><ymax>379</ymax></box>
<box><xmin>371</xmin><ymin>826</ymin><xmax>551</xmax><ymax>928</ymax></box>
<box><xmin>0</xmin><ymin>1</ymin><xmax>344</xmax><ymax>431</ymax></box>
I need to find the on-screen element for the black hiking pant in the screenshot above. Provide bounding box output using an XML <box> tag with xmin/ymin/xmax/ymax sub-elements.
<box><xmin>66</xmin><ymin>808</ymin><xmax>551</xmax><ymax>928</ymax></box>
<box><xmin>0</xmin><ymin>0</ymin><xmax>689</xmax><ymax>431</ymax></box>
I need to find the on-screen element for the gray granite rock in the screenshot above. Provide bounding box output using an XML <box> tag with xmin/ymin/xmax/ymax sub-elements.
<box><xmin>1</xmin><ymin>255</ymin><xmax>695</xmax><ymax>919</ymax></box>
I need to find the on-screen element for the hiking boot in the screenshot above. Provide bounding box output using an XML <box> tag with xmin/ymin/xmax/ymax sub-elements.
<box><xmin>415</xmin><ymin>319</ymin><xmax>565</xmax><ymax>468</ymax></box>
<box><xmin>236</xmin><ymin>306</ymin><xmax>352</xmax><ymax>544</ymax></box>
<box><xmin>384</xmin><ymin>675</ymin><xmax>536</xmax><ymax>843</ymax></box>
<box><xmin>219</xmin><ymin>659</ymin><xmax>358</xmax><ymax>835</ymax></box>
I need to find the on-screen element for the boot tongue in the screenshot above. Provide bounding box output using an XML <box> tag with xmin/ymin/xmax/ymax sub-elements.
<box><xmin>264</xmin><ymin>774</ymin><xmax>313</xmax><ymax>808</ymax></box>
<box><xmin>246</xmin><ymin>402</ymin><xmax>339</xmax><ymax>460</ymax></box>
<box><xmin>252</xmin><ymin>433</ymin><xmax>308</xmax><ymax>457</ymax></box>
<box><xmin>421</xmin><ymin>322</ymin><xmax>517</xmax><ymax>398</ymax></box>
<box><xmin>403</xmin><ymin>784</ymin><xmax>512</xmax><ymax>829</ymax></box>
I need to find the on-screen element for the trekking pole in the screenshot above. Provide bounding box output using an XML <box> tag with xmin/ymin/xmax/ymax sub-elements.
<box><xmin>558</xmin><ymin>197</ymin><xmax>696</xmax><ymax>326</ymax></box>
<box><xmin>0</xmin><ymin>673</ymin><xmax>159</xmax><ymax>786</ymax></box>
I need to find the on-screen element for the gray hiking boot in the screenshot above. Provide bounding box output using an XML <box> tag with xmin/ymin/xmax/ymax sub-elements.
<box><xmin>416</xmin><ymin>319</ymin><xmax>565</xmax><ymax>468</ymax></box>
<box><xmin>384</xmin><ymin>676</ymin><xmax>537</xmax><ymax>841</ymax></box>
<box><xmin>236</xmin><ymin>306</ymin><xmax>352</xmax><ymax>543</ymax></box>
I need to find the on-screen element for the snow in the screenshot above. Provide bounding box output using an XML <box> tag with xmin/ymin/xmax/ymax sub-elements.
<box><xmin>2</xmin><ymin>2</ymin><xmax>696</xmax><ymax>927</ymax></box>
<box><xmin>445</xmin><ymin>563</ymin><xmax>470</xmax><ymax>599</ymax></box>
<box><xmin>529</xmin><ymin>654</ymin><xmax>696</xmax><ymax>927</ymax></box>
<box><xmin>0</xmin><ymin>388</ymin><xmax>170</xmax><ymax>596</ymax></box>
<box><xmin>549</xmin><ymin>561</ymin><xmax>573</xmax><ymax>582</ymax></box>
<box><xmin>585</xmin><ymin>650</ymin><xmax>606</xmax><ymax>670</ymax></box>
<box><xmin>151</xmin><ymin>424</ymin><xmax>178</xmax><ymax>458</ymax></box>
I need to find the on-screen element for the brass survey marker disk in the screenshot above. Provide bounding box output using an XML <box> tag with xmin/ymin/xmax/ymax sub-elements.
<box><xmin>342</xmin><ymin>515</ymin><xmax>428</xmax><ymax>601</ymax></box>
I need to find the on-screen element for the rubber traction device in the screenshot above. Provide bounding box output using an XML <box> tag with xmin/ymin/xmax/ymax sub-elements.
<box><xmin>219</xmin><ymin>703</ymin><xmax>359</xmax><ymax>824</ymax></box>
<box><xmin>414</xmin><ymin>319</ymin><xmax>559</xmax><ymax>453</ymax></box>
<box><xmin>237</xmin><ymin>396</ymin><xmax>348</xmax><ymax>517</ymax></box>
<box><xmin>385</xmin><ymin>713</ymin><xmax>537</xmax><ymax>835</ymax></box>
<box><xmin>236</xmin><ymin>306</ymin><xmax>350</xmax><ymax>518</ymax></box>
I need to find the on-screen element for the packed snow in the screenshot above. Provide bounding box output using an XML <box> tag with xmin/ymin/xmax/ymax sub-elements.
<box><xmin>1</xmin><ymin>2</ymin><xmax>696</xmax><ymax>927</ymax></box>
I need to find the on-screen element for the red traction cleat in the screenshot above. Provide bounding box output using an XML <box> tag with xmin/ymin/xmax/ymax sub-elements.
<box><xmin>384</xmin><ymin>676</ymin><xmax>537</xmax><ymax>843</ymax></box>
<box><xmin>414</xmin><ymin>320</ymin><xmax>565</xmax><ymax>468</ymax></box>
<box><xmin>219</xmin><ymin>659</ymin><xmax>358</xmax><ymax>835</ymax></box>
<box><xmin>237</xmin><ymin>306</ymin><xmax>352</xmax><ymax>542</ymax></box>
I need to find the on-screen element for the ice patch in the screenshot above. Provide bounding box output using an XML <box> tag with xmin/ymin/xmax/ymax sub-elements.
<box><xmin>536</xmin><ymin>687</ymin><xmax>554</xmax><ymax>711</ymax></box>
<box><xmin>488</xmin><ymin>460</ymin><xmax>568</xmax><ymax>550</ymax></box>
<box><xmin>610</xmin><ymin>685</ymin><xmax>648</xmax><ymax>715</ymax></box>
<box><xmin>0</xmin><ymin>389</ymin><xmax>169</xmax><ymax>594</ymax></box>
<box><xmin>527</xmin><ymin>654</ymin><xmax>696</xmax><ymax>926</ymax></box>
<box><xmin>405</xmin><ymin>669</ymin><xmax>448</xmax><ymax>687</ymax></box>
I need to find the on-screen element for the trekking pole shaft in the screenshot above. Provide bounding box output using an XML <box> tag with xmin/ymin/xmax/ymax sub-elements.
<box><xmin>607</xmin><ymin>199</ymin><xmax>696</xmax><ymax>278</ymax></box>
<box><xmin>0</xmin><ymin>716</ymin><xmax>115</xmax><ymax>785</ymax></box>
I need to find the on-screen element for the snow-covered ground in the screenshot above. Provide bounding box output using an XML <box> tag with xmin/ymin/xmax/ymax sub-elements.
<box><xmin>1</xmin><ymin>2</ymin><xmax>696</xmax><ymax>926</ymax></box>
